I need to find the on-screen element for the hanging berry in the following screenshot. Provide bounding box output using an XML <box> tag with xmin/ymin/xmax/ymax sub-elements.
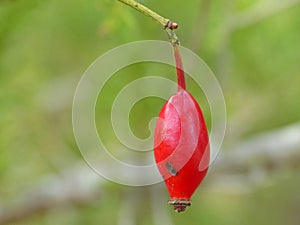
<box><xmin>117</xmin><ymin>0</ymin><xmax>210</xmax><ymax>213</ymax></box>
<box><xmin>154</xmin><ymin>44</ymin><xmax>210</xmax><ymax>212</ymax></box>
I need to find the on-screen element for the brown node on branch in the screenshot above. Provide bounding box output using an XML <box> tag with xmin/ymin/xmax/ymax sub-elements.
<box><xmin>166</xmin><ymin>20</ymin><xmax>178</xmax><ymax>30</ymax></box>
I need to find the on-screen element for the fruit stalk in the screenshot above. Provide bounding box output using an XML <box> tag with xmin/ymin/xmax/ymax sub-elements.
<box><xmin>173</xmin><ymin>44</ymin><xmax>186</xmax><ymax>91</ymax></box>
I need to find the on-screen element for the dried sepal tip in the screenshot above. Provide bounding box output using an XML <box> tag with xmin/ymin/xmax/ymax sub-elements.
<box><xmin>168</xmin><ymin>199</ymin><xmax>191</xmax><ymax>212</ymax></box>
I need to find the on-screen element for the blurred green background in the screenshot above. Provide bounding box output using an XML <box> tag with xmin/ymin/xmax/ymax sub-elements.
<box><xmin>0</xmin><ymin>0</ymin><xmax>300</xmax><ymax>224</ymax></box>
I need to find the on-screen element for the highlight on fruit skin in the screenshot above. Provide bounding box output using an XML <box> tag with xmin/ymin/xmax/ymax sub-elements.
<box><xmin>153</xmin><ymin>89</ymin><xmax>210</xmax><ymax>212</ymax></box>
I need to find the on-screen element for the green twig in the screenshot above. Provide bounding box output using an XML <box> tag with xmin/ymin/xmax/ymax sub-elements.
<box><xmin>117</xmin><ymin>0</ymin><xmax>180</xmax><ymax>45</ymax></box>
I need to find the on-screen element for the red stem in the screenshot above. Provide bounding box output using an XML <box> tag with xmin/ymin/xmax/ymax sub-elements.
<box><xmin>173</xmin><ymin>45</ymin><xmax>186</xmax><ymax>91</ymax></box>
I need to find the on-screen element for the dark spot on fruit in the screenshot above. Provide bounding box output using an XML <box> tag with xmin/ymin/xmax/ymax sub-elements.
<box><xmin>166</xmin><ymin>162</ymin><xmax>178</xmax><ymax>176</ymax></box>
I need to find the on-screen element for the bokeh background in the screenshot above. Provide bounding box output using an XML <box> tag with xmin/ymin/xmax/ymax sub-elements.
<box><xmin>0</xmin><ymin>0</ymin><xmax>300</xmax><ymax>224</ymax></box>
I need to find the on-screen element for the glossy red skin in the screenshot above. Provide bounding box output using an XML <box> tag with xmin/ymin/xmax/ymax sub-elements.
<box><xmin>154</xmin><ymin>90</ymin><xmax>210</xmax><ymax>211</ymax></box>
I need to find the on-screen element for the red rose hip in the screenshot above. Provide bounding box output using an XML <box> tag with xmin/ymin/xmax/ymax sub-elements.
<box><xmin>153</xmin><ymin>45</ymin><xmax>210</xmax><ymax>212</ymax></box>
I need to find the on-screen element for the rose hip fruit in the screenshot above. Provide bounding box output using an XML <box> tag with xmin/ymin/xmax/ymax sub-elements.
<box><xmin>153</xmin><ymin>45</ymin><xmax>210</xmax><ymax>212</ymax></box>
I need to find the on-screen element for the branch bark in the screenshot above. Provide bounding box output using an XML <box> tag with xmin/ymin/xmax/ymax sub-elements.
<box><xmin>1</xmin><ymin>123</ymin><xmax>300</xmax><ymax>224</ymax></box>
<box><xmin>0</xmin><ymin>165</ymin><xmax>103</xmax><ymax>225</ymax></box>
<box><xmin>208</xmin><ymin>123</ymin><xmax>300</xmax><ymax>193</ymax></box>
